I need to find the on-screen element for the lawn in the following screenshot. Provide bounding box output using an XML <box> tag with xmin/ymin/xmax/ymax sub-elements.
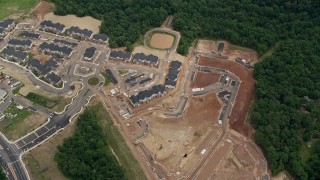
<box><xmin>101</xmin><ymin>72</ymin><xmax>112</xmax><ymax>86</ymax></box>
<box><xmin>88</xmin><ymin>77</ymin><xmax>99</xmax><ymax>86</ymax></box>
<box><xmin>0</xmin><ymin>0</ymin><xmax>39</xmax><ymax>20</ymax></box>
<box><xmin>0</xmin><ymin>102</ymin><xmax>33</xmax><ymax>139</ymax></box>
<box><xmin>118</xmin><ymin>69</ymin><xmax>129</xmax><ymax>75</ymax></box>
<box><xmin>93</xmin><ymin>103</ymin><xmax>147</xmax><ymax>180</ymax></box>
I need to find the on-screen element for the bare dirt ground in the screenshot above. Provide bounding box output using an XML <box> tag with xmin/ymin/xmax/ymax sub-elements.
<box><xmin>142</xmin><ymin>93</ymin><xmax>222</xmax><ymax>175</ymax></box>
<box><xmin>199</xmin><ymin>57</ymin><xmax>255</xmax><ymax>137</ymax></box>
<box><xmin>23</xmin><ymin>112</ymin><xmax>81</xmax><ymax>180</ymax></box>
<box><xmin>44</xmin><ymin>12</ymin><xmax>101</xmax><ymax>34</ymax></box>
<box><xmin>150</xmin><ymin>33</ymin><xmax>174</xmax><ymax>49</ymax></box>
<box><xmin>5</xmin><ymin>112</ymin><xmax>47</xmax><ymax>141</ymax></box>
<box><xmin>191</xmin><ymin>72</ymin><xmax>221</xmax><ymax>88</ymax></box>
<box><xmin>33</xmin><ymin>0</ymin><xmax>53</xmax><ymax>20</ymax></box>
<box><xmin>196</xmin><ymin>39</ymin><xmax>258</xmax><ymax>64</ymax></box>
<box><xmin>196</xmin><ymin>131</ymin><xmax>266</xmax><ymax>180</ymax></box>
<box><xmin>31</xmin><ymin>45</ymin><xmax>51</xmax><ymax>63</ymax></box>
<box><xmin>273</xmin><ymin>171</ymin><xmax>293</xmax><ymax>180</ymax></box>
<box><xmin>196</xmin><ymin>40</ymin><xmax>218</xmax><ymax>53</ymax></box>
<box><xmin>161</xmin><ymin>16</ymin><xmax>174</xmax><ymax>28</ymax></box>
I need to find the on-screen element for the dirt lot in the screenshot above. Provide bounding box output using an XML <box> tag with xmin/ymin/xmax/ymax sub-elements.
<box><xmin>23</xmin><ymin>113</ymin><xmax>79</xmax><ymax>180</ymax></box>
<box><xmin>191</xmin><ymin>72</ymin><xmax>221</xmax><ymax>88</ymax></box>
<box><xmin>150</xmin><ymin>33</ymin><xmax>174</xmax><ymax>49</ymax></box>
<box><xmin>196</xmin><ymin>40</ymin><xmax>258</xmax><ymax>64</ymax></box>
<box><xmin>30</xmin><ymin>45</ymin><xmax>51</xmax><ymax>63</ymax></box>
<box><xmin>199</xmin><ymin>57</ymin><xmax>255</xmax><ymax>137</ymax></box>
<box><xmin>195</xmin><ymin>131</ymin><xmax>266</xmax><ymax>180</ymax></box>
<box><xmin>142</xmin><ymin>93</ymin><xmax>222</xmax><ymax>175</ymax></box>
<box><xmin>196</xmin><ymin>40</ymin><xmax>218</xmax><ymax>53</ymax></box>
<box><xmin>44</xmin><ymin>12</ymin><xmax>101</xmax><ymax>34</ymax></box>
<box><xmin>33</xmin><ymin>0</ymin><xmax>53</xmax><ymax>20</ymax></box>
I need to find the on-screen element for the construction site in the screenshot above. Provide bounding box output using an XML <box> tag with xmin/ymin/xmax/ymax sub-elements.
<box><xmin>111</xmin><ymin>37</ymin><xmax>269</xmax><ymax>179</ymax></box>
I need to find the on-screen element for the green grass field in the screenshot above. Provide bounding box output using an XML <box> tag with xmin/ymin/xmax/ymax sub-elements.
<box><xmin>0</xmin><ymin>102</ymin><xmax>32</xmax><ymax>135</ymax></box>
<box><xmin>101</xmin><ymin>72</ymin><xmax>112</xmax><ymax>86</ymax></box>
<box><xmin>88</xmin><ymin>77</ymin><xmax>99</xmax><ymax>86</ymax></box>
<box><xmin>0</xmin><ymin>0</ymin><xmax>39</xmax><ymax>20</ymax></box>
<box><xmin>93</xmin><ymin>103</ymin><xmax>147</xmax><ymax>180</ymax></box>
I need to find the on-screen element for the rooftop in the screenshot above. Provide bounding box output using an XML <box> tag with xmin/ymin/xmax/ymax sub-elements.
<box><xmin>67</xmin><ymin>26</ymin><xmax>93</xmax><ymax>38</ymax></box>
<box><xmin>92</xmin><ymin>33</ymin><xmax>108</xmax><ymax>42</ymax></box>
<box><xmin>46</xmin><ymin>72</ymin><xmax>61</xmax><ymax>84</ymax></box>
<box><xmin>40</xmin><ymin>20</ymin><xmax>65</xmax><ymax>32</ymax></box>
<box><xmin>109</xmin><ymin>51</ymin><xmax>132</xmax><ymax>60</ymax></box>
<box><xmin>0</xmin><ymin>19</ymin><xmax>14</xmax><ymax>29</ymax></box>
<box><xmin>8</xmin><ymin>38</ymin><xmax>32</xmax><ymax>47</ymax></box>
<box><xmin>83</xmin><ymin>47</ymin><xmax>96</xmax><ymax>59</ymax></box>
<box><xmin>53</xmin><ymin>39</ymin><xmax>77</xmax><ymax>47</ymax></box>
<box><xmin>130</xmin><ymin>85</ymin><xmax>165</xmax><ymax>105</ymax></box>
<box><xmin>1</xmin><ymin>48</ymin><xmax>27</xmax><ymax>61</ymax></box>
<box><xmin>28</xmin><ymin>59</ymin><xmax>51</xmax><ymax>76</ymax></box>
<box><xmin>46</xmin><ymin>57</ymin><xmax>59</xmax><ymax>68</ymax></box>
<box><xmin>133</xmin><ymin>53</ymin><xmax>158</xmax><ymax>64</ymax></box>
<box><xmin>20</xmin><ymin>31</ymin><xmax>40</xmax><ymax>39</ymax></box>
<box><xmin>165</xmin><ymin>60</ymin><xmax>182</xmax><ymax>87</ymax></box>
<box><xmin>39</xmin><ymin>42</ymin><xmax>72</xmax><ymax>56</ymax></box>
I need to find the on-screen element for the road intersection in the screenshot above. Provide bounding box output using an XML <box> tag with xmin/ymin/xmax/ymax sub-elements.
<box><xmin>0</xmin><ymin>22</ymin><xmax>106</xmax><ymax>180</ymax></box>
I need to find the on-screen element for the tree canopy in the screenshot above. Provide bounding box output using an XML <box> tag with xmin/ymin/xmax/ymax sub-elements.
<box><xmin>55</xmin><ymin>108</ymin><xmax>125</xmax><ymax>179</ymax></box>
<box><xmin>51</xmin><ymin>0</ymin><xmax>320</xmax><ymax>179</ymax></box>
<box><xmin>0</xmin><ymin>169</ymin><xmax>6</xmax><ymax>180</ymax></box>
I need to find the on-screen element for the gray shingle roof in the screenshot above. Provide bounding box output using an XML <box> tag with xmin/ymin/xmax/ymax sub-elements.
<box><xmin>92</xmin><ymin>34</ymin><xmax>108</xmax><ymax>42</ymax></box>
<box><xmin>28</xmin><ymin>59</ymin><xmax>51</xmax><ymax>76</ymax></box>
<box><xmin>46</xmin><ymin>72</ymin><xmax>61</xmax><ymax>84</ymax></box>
<box><xmin>84</xmin><ymin>47</ymin><xmax>96</xmax><ymax>59</ymax></box>
<box><xmin>0</xmin><ymin>28</ymin><xmax>5</xmax><ymax>35</ymax></box>
<box><xmin>1</xmin><ymin>48</ymin><xmax>27</xmax><ymax>61</ymax></box>
<box><xmin>165</xmin><ymin>60</ymin><xmax>181</xmax><ymax>87</ymax></box>
<box><xmin>8</xmin><ymin>39</ymin><xmax>32</xmax><ymax>47</ymax></box>
<box><xmin>67</xmin><ymin>26</ymin><xmax>93</xmax><ymax>38</ymax></box>
<box><xmin>109</xmin><ymin>51</ymin><xmax>131</xmax><ymax>60</ymax></box>
<box><xmin>0</xmin><ymin>19</ymin><xmax>14</xmax><ymax>29</ymax></box>
<box><xmin>20</xmin><ymin>31</ymin><xmax>40</xmax><ymax>39</ymax></box>
<box><xmin>133</xmin><ymin>53</ymin><xmax>158</xmax><ymax>64</ymax></box>
<box><xmin>130</xmin><ymin>85</ymin><xmax>165</xmax><ymax>105</ymax></box>
<box><xmin>40</xmin><ymin>20</ymin><xmax>65</xmax><ymax>32</ymax></box>
<box><xmin>53</xmin><ymin>39</ymin><xmax>77</xmax><ymax>47</ymax></box>
<box><xmin>39</xmin><ymin>42</ymin><xmax>72</xmax><ymax>56</ymax></box>
<box><xmin>46</xmin><ymin>57</ymin><xmax>59</xmax><ymax>68</ymax></box>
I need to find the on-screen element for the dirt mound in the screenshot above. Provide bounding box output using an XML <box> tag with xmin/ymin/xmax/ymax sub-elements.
<box><xmin>33</xmin><ymin>1</ymin><xmax>53</xmax><ymax>20</ymax></box>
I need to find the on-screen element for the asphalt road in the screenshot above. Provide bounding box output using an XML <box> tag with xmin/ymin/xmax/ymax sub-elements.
<box><xmin>0</xmin><ymin>23</ymin><xmax>106</xmax><ymax>180</ymax></box>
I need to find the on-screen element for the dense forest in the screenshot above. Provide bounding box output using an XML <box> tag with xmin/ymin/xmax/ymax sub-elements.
<box><xmin>51</xmin><ymin>0</ymin><xmax>320</xmax><ymax>179</ymax></box>
<box><xmin>0</xmin><ymin>169</ymin><xmax>5</xmax><ymax>180</ymax></box>
<box><xmin>55</xmin><ymin>107</ymin><xmax>125</xmax><ymax>179</ymax></box>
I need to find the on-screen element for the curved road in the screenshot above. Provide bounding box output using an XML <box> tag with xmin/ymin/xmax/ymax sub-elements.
<box><xmin>0</xmin><ymin>30</ymin><xmax>106</xmax><ymax>179</ymax></box>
